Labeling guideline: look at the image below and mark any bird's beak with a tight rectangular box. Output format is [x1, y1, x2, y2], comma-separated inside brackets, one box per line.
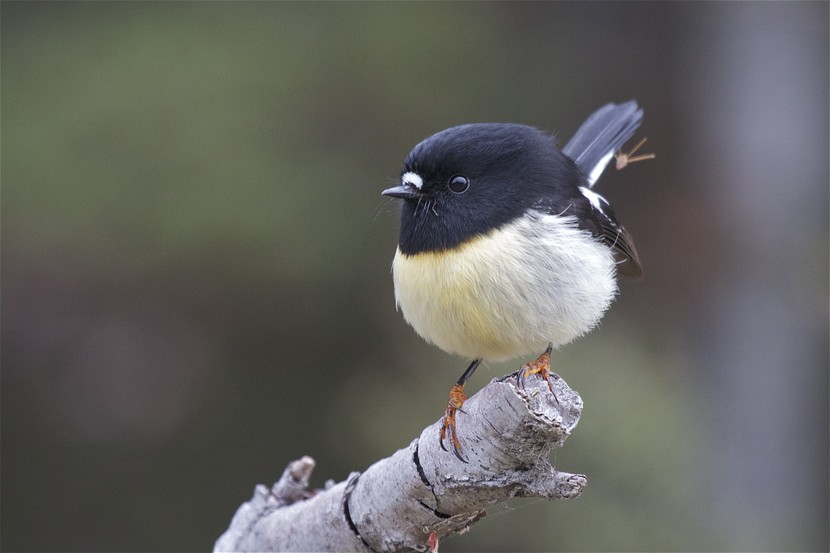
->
[382, 184, 422, 200]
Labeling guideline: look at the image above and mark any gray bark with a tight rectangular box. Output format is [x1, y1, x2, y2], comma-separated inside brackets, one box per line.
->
[215, 371, 586, 552]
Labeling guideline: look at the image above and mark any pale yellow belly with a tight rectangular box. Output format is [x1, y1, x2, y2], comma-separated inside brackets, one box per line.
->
[391, 213, 618, 361]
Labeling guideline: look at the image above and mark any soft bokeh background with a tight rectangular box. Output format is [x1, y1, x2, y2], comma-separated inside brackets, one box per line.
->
[2, 2, 828, 551]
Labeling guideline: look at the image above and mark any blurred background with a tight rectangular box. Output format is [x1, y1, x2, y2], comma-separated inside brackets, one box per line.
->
[2, 2, 828, 551]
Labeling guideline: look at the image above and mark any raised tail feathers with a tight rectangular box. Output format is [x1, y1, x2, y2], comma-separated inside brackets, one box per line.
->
[562, 100, 643, 187]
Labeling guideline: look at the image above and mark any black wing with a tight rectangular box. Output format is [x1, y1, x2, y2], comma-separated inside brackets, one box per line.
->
[572, 194, 643, 279]
[558, 100, 644, 278]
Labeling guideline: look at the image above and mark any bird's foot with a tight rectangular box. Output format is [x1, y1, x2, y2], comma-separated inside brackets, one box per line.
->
[439, 384, 469, 463]
[516, 344, 559, 403]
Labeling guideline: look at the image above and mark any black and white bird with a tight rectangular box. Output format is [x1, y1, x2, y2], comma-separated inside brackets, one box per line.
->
[382, 101, 648, 459]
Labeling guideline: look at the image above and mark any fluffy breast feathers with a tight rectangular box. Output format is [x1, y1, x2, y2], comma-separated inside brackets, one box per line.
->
[391, 212, 618, 361]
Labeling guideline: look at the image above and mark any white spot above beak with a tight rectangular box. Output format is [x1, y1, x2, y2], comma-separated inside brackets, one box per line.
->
[402, 171, 424, 190]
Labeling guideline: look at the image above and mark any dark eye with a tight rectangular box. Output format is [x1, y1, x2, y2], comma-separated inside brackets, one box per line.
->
[448, 175, 470, 194]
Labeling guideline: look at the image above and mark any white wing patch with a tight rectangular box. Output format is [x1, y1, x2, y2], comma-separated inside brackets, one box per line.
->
[402, 171, 424, 190]
[587, 150, 614, 187]
[580, 187, 609, 215]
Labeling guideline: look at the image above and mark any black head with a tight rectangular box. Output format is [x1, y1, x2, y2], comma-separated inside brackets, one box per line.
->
[383, 123, 585, 255]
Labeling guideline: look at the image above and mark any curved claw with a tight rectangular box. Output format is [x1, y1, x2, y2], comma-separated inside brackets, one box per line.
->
[451, 439, 468, 463]
[439, 385, 469, 463]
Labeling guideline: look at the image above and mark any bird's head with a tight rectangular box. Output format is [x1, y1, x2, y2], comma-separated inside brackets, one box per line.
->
[383, 123, 580, 255]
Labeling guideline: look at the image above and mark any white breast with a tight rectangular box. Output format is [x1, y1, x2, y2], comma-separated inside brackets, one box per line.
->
[392, 212, 618, 361]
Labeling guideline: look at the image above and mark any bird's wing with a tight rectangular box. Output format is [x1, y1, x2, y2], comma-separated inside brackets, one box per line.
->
[550, 190, 643, 279]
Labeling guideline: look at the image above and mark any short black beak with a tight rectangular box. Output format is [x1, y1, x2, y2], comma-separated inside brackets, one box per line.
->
[382, 184, 422, 200]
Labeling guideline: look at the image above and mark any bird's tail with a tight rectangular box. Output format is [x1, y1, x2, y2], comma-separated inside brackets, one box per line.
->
[562, 100, 643, 188]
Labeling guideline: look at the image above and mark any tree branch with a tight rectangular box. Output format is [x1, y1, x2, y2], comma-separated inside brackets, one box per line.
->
[215, 371, 586, 552]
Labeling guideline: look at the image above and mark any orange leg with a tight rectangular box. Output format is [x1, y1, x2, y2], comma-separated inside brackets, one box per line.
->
[439, 359, 480, 463]
[516, 344, 558, 399]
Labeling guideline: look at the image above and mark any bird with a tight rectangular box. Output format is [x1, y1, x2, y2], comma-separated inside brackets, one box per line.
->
[382, 101, 649, 461]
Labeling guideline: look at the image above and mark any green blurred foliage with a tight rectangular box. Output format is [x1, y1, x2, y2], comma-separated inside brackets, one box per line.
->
[2, 2, 827, 552]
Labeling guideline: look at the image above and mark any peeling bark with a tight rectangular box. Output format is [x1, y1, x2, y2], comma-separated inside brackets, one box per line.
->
[215, 371, 585, 552]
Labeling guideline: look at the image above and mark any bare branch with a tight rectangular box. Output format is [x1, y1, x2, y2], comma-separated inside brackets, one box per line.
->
[215, 371, 585, 552]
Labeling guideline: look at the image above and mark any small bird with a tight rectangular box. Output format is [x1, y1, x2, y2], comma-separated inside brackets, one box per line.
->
[382, 101, 648, 461]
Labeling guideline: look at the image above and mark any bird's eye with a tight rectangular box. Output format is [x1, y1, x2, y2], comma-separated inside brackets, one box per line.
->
[448, 175, 470, 194]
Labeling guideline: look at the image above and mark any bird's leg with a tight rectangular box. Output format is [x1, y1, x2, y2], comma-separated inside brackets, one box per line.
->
[440, 359, 481, 463]
[516, 344, 558, 401]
